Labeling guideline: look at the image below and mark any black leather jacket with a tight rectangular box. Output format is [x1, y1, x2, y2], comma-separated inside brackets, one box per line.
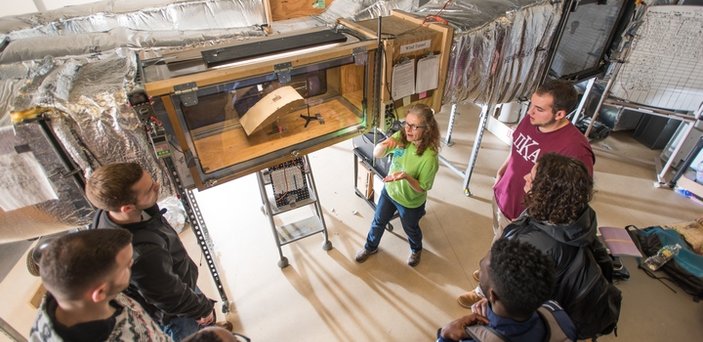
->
[502, 206, 619, 338]
[93, 205, 214, 324]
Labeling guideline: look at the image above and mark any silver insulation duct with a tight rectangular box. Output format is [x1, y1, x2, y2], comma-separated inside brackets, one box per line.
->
[0, 49, 175, 242]
[416, 0, 563, 105]
[0, 0, 562, 241]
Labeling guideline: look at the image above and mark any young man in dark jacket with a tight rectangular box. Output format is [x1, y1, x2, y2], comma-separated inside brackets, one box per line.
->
[86, 162, 215, 341]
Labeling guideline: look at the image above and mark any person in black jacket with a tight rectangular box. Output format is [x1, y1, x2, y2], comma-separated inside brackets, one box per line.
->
[86, 162, 215, 341]
[471, 153, 620, 339]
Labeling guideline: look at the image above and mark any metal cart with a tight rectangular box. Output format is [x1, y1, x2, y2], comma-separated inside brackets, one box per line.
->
[352, 130, 398, 231]
[256, 155, 332, 268]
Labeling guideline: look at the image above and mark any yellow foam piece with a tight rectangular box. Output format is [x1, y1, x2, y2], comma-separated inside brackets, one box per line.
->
[9, 107, 48, 124]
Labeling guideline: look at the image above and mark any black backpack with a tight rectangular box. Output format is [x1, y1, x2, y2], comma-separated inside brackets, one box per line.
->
[560, 243, 622, 339]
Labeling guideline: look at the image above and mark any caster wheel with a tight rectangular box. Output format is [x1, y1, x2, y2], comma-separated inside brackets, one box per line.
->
[386, 223, 394, 232]
[26, 247, 40, 277]
[277, 257, 289, 268]
[322, 240, 333, 251]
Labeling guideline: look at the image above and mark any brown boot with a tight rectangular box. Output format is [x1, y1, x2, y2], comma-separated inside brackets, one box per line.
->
[215, 321, 233, 331]
[457, 290, 483, 309]
[407, 250, 422, 267]
[355, 248, 378, 263]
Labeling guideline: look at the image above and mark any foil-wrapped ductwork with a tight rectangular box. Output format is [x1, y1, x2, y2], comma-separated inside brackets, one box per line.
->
[416, 0, 563, 105]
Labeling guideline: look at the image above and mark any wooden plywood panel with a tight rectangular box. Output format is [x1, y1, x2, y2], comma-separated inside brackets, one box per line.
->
[240, 86, 305, 135]
[269, 0, 333, 21]
[341, 10, 453, 125]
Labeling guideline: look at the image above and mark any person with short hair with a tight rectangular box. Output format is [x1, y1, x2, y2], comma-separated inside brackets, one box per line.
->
[355, 103, 440, 267]
[86, 162, 215, 341]
[438, 238, 577, 341]
[30, 229, 169, 341]
[459, 79, 595, 307]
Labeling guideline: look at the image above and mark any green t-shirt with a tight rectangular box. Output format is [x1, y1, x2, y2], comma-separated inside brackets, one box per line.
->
[383, 132, 439, 208]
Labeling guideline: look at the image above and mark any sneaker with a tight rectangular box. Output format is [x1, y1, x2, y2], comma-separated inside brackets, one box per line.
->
[407, 250, 422, 267]
[215, 321, 233, 331]
[457, 290, 483, 309]
[355, 248, 378, 263]
[472, 270, 480, 282]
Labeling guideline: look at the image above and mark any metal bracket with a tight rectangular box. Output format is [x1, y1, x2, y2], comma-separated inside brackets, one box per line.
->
[173, 82, 198, 107]
[274, 62, 293, 84]
[184, 149, 196, 168]
[353, 47, 368, 65]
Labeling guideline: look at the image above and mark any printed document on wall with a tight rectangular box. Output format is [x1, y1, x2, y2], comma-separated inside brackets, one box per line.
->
[392, 59, 415, 100]
[0, 152, 58, 211]
[416, 54, 440, 93]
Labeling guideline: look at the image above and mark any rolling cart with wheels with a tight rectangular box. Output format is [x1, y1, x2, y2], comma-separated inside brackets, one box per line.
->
[256, 155, 332, 268]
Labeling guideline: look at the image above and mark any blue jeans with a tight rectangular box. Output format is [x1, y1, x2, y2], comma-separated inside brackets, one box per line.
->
[161, 316, 200, 342]
[365, 188, 426, 253]
[160, 287, 209, 341]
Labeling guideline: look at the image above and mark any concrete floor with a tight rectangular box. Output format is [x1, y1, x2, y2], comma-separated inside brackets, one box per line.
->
[1, 103, 701, 341]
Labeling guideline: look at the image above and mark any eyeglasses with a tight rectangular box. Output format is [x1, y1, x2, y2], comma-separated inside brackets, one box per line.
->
[400, 121, 427, 131]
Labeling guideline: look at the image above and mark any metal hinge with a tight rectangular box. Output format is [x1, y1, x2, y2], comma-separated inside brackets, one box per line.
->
[353, 47, 368, 65]
[184, 149, 196, 168]
[173, 82, 198, 107]
[274, 62, 292, 84]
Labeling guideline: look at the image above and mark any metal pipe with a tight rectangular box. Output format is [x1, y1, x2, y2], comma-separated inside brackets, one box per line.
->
[584, 62, 620, 138]
[572, 77, 595, 124]
[444, 103, 458, 146]
[374, 15, 384, 129]
[438, 154, 465, 178]
[658, 102, 703, 184]
[462, 104, 492, 196]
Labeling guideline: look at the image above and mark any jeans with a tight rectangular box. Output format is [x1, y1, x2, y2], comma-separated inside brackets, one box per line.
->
[365, 188, 426, 253]
[161, 316, 200, 342]
[491, 194, 511, 242]
[160, 287, 209, 341]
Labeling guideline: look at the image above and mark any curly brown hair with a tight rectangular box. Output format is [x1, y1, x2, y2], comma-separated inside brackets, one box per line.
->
[398, 103, 440, 155]
[523, 153, 593, 224]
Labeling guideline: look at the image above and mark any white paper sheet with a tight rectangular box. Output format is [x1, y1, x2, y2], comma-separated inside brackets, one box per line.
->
[416, 54, 440, 93]
[0, 152, 58, 211]
[391, 59, 415, 100]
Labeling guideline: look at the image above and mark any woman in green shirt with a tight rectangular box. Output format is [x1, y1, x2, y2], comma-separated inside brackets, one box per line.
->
[355, 103, 440, 267]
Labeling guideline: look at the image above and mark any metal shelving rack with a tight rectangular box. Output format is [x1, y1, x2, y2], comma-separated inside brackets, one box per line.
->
[256, 155, 332, 268]
[145, 118, 231, 312]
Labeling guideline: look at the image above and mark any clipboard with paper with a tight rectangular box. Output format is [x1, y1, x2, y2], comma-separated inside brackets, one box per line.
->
[415, 54, 440, 93]
[391, 59, 415, 100]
